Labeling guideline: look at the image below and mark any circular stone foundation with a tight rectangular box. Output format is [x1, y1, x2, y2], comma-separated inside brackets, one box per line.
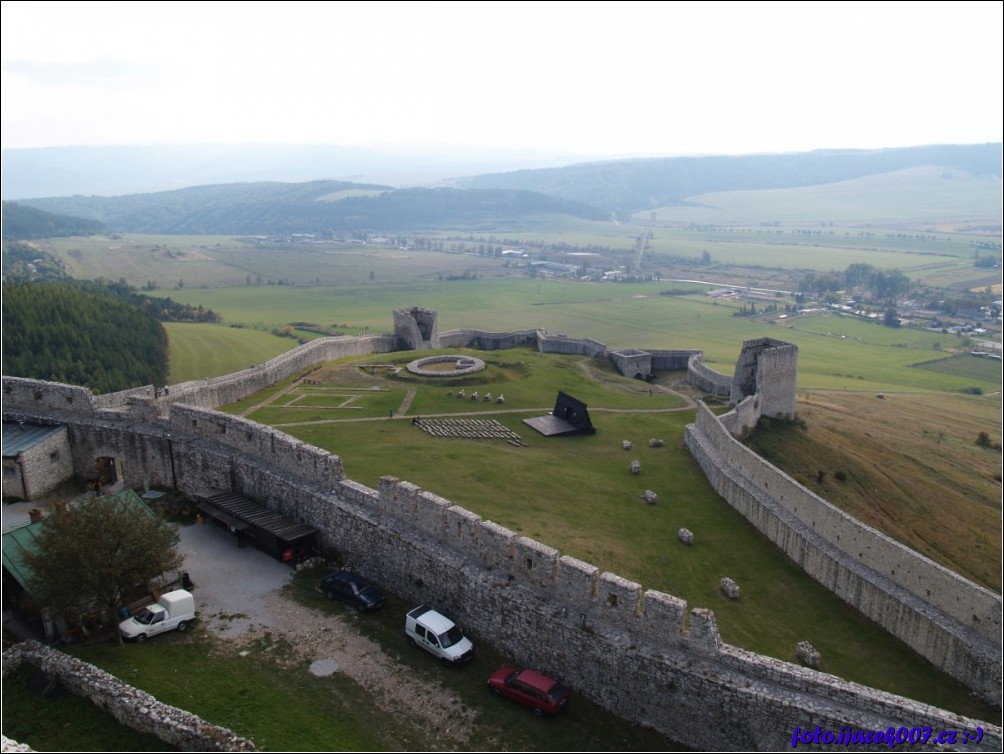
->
[406, 354, 486, 377]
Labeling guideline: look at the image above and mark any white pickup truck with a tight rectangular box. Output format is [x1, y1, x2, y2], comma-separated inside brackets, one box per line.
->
[119, 589, 196, 643]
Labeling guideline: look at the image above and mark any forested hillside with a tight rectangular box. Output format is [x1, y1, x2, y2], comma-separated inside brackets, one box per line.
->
[2, 201, 106, 240]
[2, 282, 169, 393]
[16, 183, 607, 235]
[12, 144, 999, 233]
[453, 143, 1003, 215]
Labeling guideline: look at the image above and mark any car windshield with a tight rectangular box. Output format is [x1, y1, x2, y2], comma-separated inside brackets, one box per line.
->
[132, 608, 156, 625]
[438, 625, 464, 648]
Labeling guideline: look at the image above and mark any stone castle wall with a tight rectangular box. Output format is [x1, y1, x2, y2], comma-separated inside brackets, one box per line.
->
[650, 348, 701, 372]
[437, 328, 538, 350]
[685, 401, 1002, 703]
[3, 396, 1000, 750]
[160, 334, 397, 411]
[686, 352, 733, 396]
[3, 641, 254, 751]
[610, 349, 652, 379]
[536, 331, 608, 357]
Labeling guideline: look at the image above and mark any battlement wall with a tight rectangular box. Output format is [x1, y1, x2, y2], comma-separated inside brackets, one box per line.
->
[536, 331, 607, 357]
[686, 352, 732, 395]
[686, 401, 1002, 703]
[2, 377, 102, 415]
[438, 328, 539, 350]
[3, 387, 1001, 747]
[170, 405, 345, 488]
[160, 334, 396, 411]
[610, 348, 652, 378]
[650, 349, 701, 372]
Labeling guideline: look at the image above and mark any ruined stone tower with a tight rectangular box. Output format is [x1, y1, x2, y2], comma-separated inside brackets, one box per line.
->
[730, 337, 798, 419]
[393, 307, 439, 350]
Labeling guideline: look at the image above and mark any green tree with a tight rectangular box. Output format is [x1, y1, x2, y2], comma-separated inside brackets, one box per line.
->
[23, 494, 183, 642]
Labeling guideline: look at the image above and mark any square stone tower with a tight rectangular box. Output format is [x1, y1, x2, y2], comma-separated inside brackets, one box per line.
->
[730, 338, 798, 419]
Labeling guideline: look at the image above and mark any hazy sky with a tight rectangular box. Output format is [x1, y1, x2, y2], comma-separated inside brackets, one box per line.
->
[2, 1, 1001, 157]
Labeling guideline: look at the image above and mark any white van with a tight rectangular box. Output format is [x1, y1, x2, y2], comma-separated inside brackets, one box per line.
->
[404, 605, 474, 665]
[119, 589, 196, 643]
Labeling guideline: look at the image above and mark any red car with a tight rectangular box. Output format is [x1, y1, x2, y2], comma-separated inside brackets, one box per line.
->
[487, 667, 570, 716]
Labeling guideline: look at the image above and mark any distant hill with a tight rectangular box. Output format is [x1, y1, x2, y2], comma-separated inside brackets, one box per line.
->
[0, 142, 593, 200]
[15, 181, 608, 235]
[10, 144, 999, 235]
[2, 200, 106, 240]
[450, 143, 1002, 216]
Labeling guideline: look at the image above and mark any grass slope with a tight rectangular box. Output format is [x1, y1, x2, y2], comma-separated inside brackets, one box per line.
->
[163, 323, 298, 384]
[745, 391, 1002, 591]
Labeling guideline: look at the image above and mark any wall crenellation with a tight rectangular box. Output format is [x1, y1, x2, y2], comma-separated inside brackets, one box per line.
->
[3, 313, 1001, 751]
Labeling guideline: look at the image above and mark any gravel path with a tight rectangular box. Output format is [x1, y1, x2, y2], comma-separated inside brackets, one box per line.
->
[177, 523, 477, 749]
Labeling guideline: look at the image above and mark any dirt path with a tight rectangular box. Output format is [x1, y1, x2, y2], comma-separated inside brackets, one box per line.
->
[236, 594, 477, 749]
[395, 387, 417, 416]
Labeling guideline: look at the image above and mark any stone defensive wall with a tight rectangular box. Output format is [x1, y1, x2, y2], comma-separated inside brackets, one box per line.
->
[685, 401, 1002, 704]
[3, 386, 1001, 748]
[159, 334, 398, 410]
[437, 328, 538, 350]
[3, 640, 254, 751]
[0, 322, 733, 420]
[650, 348, 702, 372]
[687, 351, 733, 396]
[535, 330, 608, 357]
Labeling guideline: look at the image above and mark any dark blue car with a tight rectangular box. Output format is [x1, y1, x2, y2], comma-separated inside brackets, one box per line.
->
[319, 569, 385, 612]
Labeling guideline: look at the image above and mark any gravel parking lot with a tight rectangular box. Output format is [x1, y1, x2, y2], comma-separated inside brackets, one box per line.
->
[2, 500, 476, 748]
[176, 521, 477, 748]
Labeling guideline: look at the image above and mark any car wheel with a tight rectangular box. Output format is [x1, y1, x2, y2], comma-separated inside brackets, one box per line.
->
[407, 635, 417, 648]
[135, 634, 146, 644]
[532, 707, 544, 717]
[177, 621, 188, 632]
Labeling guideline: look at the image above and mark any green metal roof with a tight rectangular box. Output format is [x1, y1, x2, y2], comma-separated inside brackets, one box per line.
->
[2, 422, 66, 458]
[2, 520, 43, 591]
